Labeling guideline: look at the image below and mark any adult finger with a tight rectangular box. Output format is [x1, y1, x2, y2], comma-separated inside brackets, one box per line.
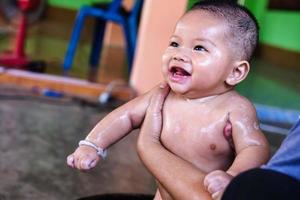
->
[147, 83, 170, 114]
[142, 83, 170, 138]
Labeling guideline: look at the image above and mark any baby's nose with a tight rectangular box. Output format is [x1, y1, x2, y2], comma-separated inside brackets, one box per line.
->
[172, 48, 190, 62]
[173, 53, 189, 62]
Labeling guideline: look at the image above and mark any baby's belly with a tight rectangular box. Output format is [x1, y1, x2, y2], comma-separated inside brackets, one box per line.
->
[160, 129, 234, 173]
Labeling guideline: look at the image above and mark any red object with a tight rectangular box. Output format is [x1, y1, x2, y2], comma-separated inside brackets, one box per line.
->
[0, 0, 40, 69]
[18, 0, 40, 11]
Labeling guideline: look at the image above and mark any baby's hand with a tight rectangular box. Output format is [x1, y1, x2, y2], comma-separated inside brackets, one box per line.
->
[203, 170, 233, 199]
[67, 146, 100, 170]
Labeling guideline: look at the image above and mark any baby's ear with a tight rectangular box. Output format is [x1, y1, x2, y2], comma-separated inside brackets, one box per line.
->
[225, 61, 250, 86]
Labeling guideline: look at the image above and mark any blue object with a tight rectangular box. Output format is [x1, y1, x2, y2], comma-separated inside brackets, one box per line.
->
[255, 103, 300, 125]
[63, 0, 144, 77]
[42, 89, 64, 98]
[263, 118, 300, 181]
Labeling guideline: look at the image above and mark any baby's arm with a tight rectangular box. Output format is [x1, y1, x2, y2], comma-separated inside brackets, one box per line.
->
[67, 84, 163, 170]
[204, 102, 270, 199]
[225, 103, 270, 175]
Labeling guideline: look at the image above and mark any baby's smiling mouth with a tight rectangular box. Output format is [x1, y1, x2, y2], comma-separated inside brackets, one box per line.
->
[168, 66, 191, 83]
[170, 66, 191, 77]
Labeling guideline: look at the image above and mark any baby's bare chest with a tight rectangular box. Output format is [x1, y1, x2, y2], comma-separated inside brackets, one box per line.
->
[161, 102, 233, 171]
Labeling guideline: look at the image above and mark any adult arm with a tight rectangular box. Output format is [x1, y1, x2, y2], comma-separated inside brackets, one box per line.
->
[137, 84, 212, 200]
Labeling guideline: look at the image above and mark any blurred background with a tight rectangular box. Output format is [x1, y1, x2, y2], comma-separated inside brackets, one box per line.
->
[0, 0, 299, 199]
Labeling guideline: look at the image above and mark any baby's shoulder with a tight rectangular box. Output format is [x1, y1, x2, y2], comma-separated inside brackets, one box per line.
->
[222, 92, 259, 123]
[223, 91, 256, 115]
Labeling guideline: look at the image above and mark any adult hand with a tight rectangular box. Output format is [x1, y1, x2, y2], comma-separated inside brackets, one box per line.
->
[137, 82, 170, 148]
[137, 83, 212, 200]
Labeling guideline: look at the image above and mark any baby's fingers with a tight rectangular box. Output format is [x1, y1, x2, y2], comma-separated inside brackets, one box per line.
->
[207, 181, 223, 195]
[77, 156, 99, 171]
[67, 154, 75, 168]
[212, 190, 223, 200]
[203, 174, 212, 192]
[79, 159, 92, 170]
[203, 174, 223, 194]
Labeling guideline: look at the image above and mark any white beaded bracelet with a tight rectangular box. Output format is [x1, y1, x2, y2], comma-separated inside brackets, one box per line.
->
[79, 140, 107, 159]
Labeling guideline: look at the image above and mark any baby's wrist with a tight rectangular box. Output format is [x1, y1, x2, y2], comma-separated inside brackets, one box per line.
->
[78, 139, 107, 159]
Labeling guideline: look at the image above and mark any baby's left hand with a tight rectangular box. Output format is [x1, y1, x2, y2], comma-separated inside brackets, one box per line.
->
[203, 170, 233, 199]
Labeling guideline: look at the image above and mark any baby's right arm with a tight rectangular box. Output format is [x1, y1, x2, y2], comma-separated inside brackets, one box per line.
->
[67, 84, 164, 170]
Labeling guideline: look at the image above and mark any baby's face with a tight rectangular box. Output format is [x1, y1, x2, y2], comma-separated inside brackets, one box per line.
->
[162, 10, 236, 99]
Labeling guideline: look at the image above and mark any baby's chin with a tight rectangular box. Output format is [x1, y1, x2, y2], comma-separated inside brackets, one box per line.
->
[166, 78, 214, 99]
[168, 82, 191, 96]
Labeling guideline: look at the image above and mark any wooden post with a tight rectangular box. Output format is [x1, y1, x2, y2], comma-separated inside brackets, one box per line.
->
[130, 0, 188, 94]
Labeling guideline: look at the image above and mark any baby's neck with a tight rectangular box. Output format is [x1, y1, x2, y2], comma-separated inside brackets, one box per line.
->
[183, 94, 219, 104]
[176, 89, 234, 104]
[175, 88, 235, 103]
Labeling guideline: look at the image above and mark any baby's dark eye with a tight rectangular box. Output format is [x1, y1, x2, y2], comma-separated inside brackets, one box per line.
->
[169, 42, 179, 47]
[194, 45, 206, 51]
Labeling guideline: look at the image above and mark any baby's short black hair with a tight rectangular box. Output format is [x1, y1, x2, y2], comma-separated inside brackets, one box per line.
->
[190, 0, 259, 61]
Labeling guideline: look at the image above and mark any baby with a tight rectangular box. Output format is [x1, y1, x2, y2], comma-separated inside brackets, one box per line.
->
[67, 1, 270, 199]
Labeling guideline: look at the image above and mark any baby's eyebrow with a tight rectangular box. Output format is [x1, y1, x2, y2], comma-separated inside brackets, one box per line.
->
[170, 35, 180, 40]
[194, 38, 216, 47]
